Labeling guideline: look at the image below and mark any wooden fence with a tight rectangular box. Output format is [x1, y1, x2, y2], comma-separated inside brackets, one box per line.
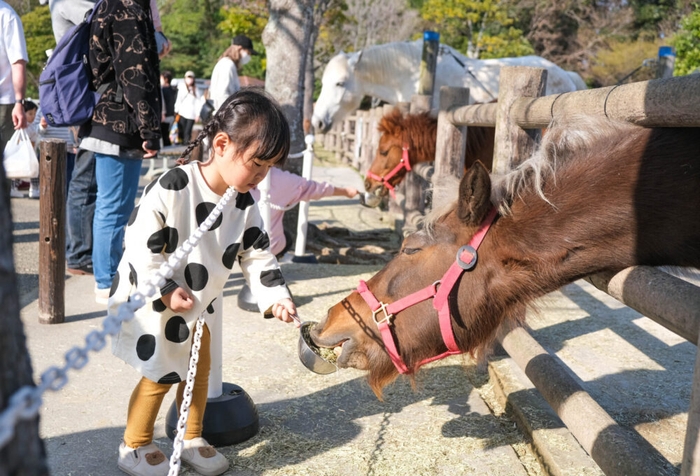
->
[320, 69, 700, 476]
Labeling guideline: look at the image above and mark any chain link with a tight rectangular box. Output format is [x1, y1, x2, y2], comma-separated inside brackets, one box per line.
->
[0, 186, 235, 469]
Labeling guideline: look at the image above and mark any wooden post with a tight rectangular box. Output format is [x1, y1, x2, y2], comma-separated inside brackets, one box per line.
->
[352, 113, 362, 170]
[342, 117, 351, 165]
[657, 46, 676, 79]
[399, 95, 432, 233]
[38, 139, 66, 324]
[418, 30, 440, 97]
[493, 66, 547, 174]
[434, 86, 470, 180]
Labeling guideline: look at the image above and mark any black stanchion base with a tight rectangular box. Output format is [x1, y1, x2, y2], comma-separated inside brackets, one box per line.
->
[291, 253, 318, 264]
[165, 382, 259, 447]
[236, 284, 259, 312]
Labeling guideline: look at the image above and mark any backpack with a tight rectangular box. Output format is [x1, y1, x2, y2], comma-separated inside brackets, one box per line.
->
[39, 1, 109, 128]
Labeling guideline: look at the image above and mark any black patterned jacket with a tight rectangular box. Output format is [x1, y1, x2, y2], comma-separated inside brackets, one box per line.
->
[82, 0, 161, 151]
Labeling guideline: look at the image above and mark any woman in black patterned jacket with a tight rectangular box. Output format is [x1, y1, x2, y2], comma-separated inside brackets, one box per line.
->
[78, 0, 162, 304]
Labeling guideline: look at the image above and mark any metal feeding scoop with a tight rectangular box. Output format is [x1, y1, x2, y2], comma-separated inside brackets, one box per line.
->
[290, 314, 338, 375]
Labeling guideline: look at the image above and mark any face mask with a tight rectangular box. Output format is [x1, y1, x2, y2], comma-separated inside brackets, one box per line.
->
[239, 51, 251, 66]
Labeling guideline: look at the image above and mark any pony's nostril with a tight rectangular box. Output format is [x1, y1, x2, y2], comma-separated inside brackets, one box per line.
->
[364, 179, 372, 191]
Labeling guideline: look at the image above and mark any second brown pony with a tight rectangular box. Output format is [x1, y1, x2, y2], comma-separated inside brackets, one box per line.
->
[363, 109, 495, 197]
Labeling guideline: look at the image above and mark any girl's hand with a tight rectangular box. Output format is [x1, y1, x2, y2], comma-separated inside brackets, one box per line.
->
[271, 298, 298, 326]
[342, 187, 359, 198]
[162, 287, 194, 313]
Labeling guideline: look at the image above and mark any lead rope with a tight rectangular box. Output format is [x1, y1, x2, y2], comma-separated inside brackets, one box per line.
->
[168, 311, 205, 475]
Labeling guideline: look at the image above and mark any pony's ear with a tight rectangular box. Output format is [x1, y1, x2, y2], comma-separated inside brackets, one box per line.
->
[347, 50, 363, 70]
[457, 161, 491, 226]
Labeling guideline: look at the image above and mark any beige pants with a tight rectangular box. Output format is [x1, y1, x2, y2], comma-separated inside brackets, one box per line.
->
[123, 324, 211, 448]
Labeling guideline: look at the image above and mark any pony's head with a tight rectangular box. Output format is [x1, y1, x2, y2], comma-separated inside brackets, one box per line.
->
[312, 51, 364, 133]
[312, 162, 503, 397]
[364, 110, 438, 200]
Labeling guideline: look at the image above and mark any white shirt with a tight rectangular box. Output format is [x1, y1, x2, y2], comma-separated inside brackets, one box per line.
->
[174, 83, 203, 121]
[209, 57, 240, 112]
[0, 1, 28, 104]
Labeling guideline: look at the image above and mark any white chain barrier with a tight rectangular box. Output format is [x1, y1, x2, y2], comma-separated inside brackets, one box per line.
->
[168, 311, 205, 475]
[0, 185, 236, 474]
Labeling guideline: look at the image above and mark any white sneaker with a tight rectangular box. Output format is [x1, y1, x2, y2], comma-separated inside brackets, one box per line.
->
[28, 187, 40, 199]
[117, 441, 169, 476]
[9, 187, 24, 198]
[181, 437, 229, 476]
[95, 285, 110, 305]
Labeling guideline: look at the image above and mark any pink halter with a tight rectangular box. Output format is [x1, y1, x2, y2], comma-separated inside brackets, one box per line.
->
[365, 145, 412, 199]
[357, 207, 498, 374]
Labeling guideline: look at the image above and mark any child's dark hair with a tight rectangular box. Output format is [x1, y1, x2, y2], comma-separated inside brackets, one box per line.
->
[161, 70, 173, 83]
[178, 88, 290, 167]
[23, 100, 38, 113]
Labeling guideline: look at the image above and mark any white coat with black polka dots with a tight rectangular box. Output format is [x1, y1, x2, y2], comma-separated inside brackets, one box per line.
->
[109, 162, 291, 384]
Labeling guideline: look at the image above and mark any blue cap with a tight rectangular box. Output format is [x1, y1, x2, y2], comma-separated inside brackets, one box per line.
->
[423, 31, 440, 42]
[658, 46, 675, 57]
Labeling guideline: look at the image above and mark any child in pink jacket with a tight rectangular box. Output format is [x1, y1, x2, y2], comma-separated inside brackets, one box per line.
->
[250, 166, 358, 257]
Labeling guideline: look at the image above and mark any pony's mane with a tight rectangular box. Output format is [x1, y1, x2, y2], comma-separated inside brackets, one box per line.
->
[378, 110, 437, 147]
[422, 115, 641, 233]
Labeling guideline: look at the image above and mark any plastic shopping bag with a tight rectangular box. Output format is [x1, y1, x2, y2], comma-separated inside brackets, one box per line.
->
[3, 128, 39, 179]
[169, 116, 181, 145]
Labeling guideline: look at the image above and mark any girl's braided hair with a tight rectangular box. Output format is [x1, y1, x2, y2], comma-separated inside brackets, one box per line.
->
[177, 88, 290, 167]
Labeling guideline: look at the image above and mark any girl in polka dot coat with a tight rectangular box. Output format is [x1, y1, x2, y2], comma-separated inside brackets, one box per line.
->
[109, 89, 297, 476]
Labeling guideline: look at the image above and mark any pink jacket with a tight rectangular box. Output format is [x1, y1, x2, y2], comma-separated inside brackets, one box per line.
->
[250, 167, 336, 255]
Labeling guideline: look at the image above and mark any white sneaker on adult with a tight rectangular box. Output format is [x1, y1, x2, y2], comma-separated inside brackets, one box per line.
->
[181, 437, 229, 476]
[95, 285, 110, 305]
[117, 441, 169, 476]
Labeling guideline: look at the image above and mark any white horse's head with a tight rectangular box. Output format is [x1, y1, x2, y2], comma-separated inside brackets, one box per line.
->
[312, 51, 364, 133]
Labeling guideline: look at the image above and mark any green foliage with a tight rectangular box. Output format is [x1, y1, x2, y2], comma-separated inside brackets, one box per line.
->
[589, 38, 663, 87]
[478, 26, 534, 58]
[629, 0, 678, 36]
[159, 0, 225, 79]
[21, 5, 54, 98]
[671, 5, 700, 75]
[420, 0, 533, 58]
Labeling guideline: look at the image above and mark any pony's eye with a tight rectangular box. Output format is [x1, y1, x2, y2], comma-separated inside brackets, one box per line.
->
[336, 81, 345, 87]
[402, 247, 420, 255]
[379, 150, 388, 156]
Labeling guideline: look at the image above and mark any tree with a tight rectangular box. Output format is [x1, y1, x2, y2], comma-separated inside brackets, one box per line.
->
[671, 4, 700, 75]
[262, 0, 314, 243]
[420, 0, 533, 58]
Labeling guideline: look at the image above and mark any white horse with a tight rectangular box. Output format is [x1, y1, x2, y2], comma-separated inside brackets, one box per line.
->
[312, 40, 588, 133]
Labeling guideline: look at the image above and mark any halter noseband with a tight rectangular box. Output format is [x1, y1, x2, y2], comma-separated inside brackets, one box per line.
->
[365, 144, 411, 199]
[357, 207, 498, 374]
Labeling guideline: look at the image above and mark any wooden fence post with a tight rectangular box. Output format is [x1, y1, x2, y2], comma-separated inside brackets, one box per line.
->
[418, 30, 440, 97]
[38, 139, 66, 324]
[400, 95, 433, 234]
[493, 66, 547, 174]
[435, 86, 470, 180]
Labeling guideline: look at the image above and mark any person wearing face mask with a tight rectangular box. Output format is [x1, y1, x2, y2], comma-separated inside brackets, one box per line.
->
[209, 34, 258, 112]
[174, 70, 202, 144]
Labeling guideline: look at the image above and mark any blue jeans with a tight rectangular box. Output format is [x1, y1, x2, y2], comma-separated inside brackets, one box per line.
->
[66, 149, 96, 269]
[93, 152, 142, 289]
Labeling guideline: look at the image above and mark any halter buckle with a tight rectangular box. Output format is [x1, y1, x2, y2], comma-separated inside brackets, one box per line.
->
[456, 245, 477, 270]
[372, 302, 394, 326]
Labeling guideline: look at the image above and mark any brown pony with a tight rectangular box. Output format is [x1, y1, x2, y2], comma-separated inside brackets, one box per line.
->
[363, 109, 495, 198]
[312, 114, 700, 397]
